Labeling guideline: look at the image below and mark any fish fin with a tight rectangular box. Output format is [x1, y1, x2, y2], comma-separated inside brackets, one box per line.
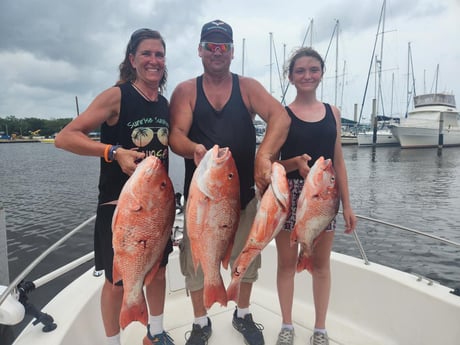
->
[112, 261, 122, 285]
[296, 233, 324, 273]
[204, 280, 228, 309]
[296, 252, 313, 273]
[129, 202, 142, 212]
[119, 295, 148, 329]
[144, 262, 161, 287]
[221, 241, 234, 270]
[100, 200, 118, 206]
[226, 279, 240, 303]
[190, 240, 202, 273]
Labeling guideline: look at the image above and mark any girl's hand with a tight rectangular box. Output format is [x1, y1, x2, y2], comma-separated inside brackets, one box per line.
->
[297, 154, 311, 178]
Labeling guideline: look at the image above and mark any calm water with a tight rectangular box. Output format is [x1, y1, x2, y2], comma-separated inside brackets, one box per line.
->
[1, 143, 460, 339]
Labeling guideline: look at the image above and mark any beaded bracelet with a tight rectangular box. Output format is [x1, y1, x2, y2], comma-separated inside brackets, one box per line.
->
[103, 144, 112, 163]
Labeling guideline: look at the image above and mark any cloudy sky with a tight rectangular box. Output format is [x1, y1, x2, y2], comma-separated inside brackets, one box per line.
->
[0, 0, 459, 123]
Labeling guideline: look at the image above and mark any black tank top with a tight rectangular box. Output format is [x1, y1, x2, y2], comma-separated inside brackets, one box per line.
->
[280, 103, 337, 180]
[98, 82, 169, 204]
[183, 73, 256, 209]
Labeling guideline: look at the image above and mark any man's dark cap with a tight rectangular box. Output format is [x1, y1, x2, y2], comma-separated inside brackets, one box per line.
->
[200, 19, 233, 43]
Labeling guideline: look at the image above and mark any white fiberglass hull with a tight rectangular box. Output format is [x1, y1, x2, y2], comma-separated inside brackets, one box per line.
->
[391, 126, 460, 148]
[357, 131, 399, 146]
[11, 243, 460, 345]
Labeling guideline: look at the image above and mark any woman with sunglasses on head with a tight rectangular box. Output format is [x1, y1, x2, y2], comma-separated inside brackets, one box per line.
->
[55, 29, 174, 345]
[169, 19, 291, 345]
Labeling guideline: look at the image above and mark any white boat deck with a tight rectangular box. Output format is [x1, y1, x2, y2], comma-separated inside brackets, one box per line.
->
[12, 243, 460, 345]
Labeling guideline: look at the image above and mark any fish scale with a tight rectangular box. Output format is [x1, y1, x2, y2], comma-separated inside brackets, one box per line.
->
[186, 145, 240, 309]
[291, 156, 340, 273]
[227, 162, 291, 302]
[111, 156, 175, 329]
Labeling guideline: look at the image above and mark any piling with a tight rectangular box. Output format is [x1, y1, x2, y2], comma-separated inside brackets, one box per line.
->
[0, 202, 9, 285]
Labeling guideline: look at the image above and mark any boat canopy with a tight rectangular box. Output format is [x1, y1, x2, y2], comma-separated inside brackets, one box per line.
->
[414, 93, 456, 108]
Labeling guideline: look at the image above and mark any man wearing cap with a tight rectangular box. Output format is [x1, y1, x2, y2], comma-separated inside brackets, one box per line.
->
[169, 19, 290, 345]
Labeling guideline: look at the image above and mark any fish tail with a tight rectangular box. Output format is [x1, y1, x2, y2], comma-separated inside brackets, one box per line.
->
[204, 281, 228, 309]
[144, 262, 161, 287]
[119, 297, 148, 329]
[226, 278, 241, 303]
[296, 252, 313, 273]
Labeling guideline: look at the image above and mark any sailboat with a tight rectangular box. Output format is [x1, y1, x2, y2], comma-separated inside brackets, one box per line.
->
[357, 0, 399, 147]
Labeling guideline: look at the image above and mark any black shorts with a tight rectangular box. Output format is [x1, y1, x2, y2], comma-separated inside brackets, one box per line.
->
[94, 204, 174, 284]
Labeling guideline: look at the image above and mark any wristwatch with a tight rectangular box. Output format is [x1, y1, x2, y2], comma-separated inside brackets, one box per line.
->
[109, 145, 121, 161]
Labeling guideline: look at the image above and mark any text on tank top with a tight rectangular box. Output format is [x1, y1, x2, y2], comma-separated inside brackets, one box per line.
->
[98, 82, 170, 203]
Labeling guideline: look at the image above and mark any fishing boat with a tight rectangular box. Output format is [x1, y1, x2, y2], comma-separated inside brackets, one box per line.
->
[1, 205, 459, 345]
[390, 93, 460, 148]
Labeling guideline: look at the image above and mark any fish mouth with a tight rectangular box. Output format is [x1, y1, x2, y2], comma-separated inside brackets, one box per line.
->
[211, 145, 231, 163]
[315, 157, 332, 171]
[141, 156, 162, 178]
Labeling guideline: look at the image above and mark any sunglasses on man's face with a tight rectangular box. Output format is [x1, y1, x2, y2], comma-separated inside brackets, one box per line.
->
[200, 42, 233, 53]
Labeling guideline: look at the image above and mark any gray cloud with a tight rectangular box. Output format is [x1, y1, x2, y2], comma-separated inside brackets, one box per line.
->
[0, 0, 458, 120]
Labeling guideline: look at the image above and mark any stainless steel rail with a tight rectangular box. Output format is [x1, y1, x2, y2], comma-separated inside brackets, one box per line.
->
[0, 215, 96, 306]
[345, 212, 460, 266]
[2, 212, 459, 307]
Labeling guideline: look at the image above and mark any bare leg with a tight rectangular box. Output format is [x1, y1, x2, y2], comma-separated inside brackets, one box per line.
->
[190, 288, 207, 318]
[311, 231, 334, 329]
[237, 281, 252, 309]
[275, 230, 298, 325]
[145, 266, 167, 316]
[101, 279, 123, 337]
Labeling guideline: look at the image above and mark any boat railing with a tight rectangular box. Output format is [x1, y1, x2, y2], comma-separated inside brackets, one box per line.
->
[345, 212, 460, 291]
[0, 215, 96, 307]
[2, 210, 460, 319]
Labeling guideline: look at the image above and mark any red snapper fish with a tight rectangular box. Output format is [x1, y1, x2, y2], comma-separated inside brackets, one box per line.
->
[186, 145, 240, 309]
[112, 156, 175, 329]
[292, 156, 339, 273]
[227, 162, 291, 302]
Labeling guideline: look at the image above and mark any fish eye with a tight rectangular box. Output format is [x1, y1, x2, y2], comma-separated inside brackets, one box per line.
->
[228, 173, 234, 180]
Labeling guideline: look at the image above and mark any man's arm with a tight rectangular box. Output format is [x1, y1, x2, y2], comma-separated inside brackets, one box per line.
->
[240, 77, 291, 193]
[169, 80, 208, 165]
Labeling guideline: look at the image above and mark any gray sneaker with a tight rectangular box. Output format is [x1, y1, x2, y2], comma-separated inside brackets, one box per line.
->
[310, 331, 329, 345]
[276, 328, 294, 345]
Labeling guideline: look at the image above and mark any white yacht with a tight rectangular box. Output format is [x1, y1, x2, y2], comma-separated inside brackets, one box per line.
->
[390, 93, 460, 148]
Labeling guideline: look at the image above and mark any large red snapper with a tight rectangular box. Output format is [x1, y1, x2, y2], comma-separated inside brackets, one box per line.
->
[186, 145, 240, 309]
[112, 156, 175, 329]
[291, 156, 339, 273]
[227, 162, 291, 302]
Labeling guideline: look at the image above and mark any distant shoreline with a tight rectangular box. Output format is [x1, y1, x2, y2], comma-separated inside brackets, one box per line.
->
[0, 139, 41, 144]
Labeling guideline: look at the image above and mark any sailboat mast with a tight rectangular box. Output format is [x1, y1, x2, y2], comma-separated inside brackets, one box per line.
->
[269, 32, 273, 95]
[75, 96, 80, 116]
[335, 19, 339, 106]
[357, 0, 386, 124]
[377, 0, 386, 116]
[242, 38, 246, 76]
